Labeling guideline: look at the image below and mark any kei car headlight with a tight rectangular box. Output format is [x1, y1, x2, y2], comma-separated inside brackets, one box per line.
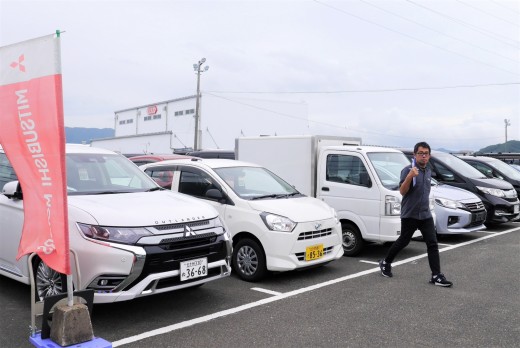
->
[77, 223, 152, 245]
[260, 212, 297, 232]
[476, 186, 506, 198]
[435, 197, 464, 210]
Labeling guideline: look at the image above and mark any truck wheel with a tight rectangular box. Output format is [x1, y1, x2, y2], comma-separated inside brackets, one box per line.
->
[33, 257, 67, 302]
[232, 238, 267, 282]
[342, 223, 364, 256]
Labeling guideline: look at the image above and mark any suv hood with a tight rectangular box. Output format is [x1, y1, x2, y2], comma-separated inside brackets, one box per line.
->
[68, 191, 217, 227]
[432, 184, 480, 202]
[247, 196, 334, 222]
[468, 177, 514, 190]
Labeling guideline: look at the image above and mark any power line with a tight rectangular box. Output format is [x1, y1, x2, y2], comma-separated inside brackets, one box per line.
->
[455, 0, 520, 27]
[207, 81, 520, 94]
[313, 0, 519, 76]
[359, 0, 519, 64]
[488, 0, 520, 15]
[204, 92, 510, 143]
[406, 0, 520, 48]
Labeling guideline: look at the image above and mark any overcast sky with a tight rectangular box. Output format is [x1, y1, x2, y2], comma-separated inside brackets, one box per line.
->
[1, 0, 519, 151]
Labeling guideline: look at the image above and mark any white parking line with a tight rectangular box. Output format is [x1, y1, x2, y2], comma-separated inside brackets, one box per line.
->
[359, 260, 379, 265]
[250, 287, 283, 296]
[112, 226, 519, 347]
[437, 243, 452, 246]
[474, 231, 498, 234]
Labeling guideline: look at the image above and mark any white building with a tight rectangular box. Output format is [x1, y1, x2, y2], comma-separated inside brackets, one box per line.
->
[91, 93, 310, 155]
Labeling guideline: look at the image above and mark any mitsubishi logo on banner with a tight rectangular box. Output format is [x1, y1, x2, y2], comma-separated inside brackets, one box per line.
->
[10, 54, 26, 72]
[184, 225, 197, 238]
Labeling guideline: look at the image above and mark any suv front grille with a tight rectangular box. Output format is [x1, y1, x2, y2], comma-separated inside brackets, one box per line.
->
[154, 220, 210, 231]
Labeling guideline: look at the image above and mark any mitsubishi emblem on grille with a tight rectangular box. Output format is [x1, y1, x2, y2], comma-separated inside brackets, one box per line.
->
[184, 225, 197, 237]
[314, 223, 322, 230]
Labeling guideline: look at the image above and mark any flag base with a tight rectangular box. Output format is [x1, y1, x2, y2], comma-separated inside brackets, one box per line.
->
[29, 333, 112, 347]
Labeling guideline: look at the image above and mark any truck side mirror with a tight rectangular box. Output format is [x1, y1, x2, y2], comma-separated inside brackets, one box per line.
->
[2, 180, 23, 200]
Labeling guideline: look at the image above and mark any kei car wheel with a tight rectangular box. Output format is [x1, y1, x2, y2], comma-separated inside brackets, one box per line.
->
[33, 257, 67, 301]
[232, 238, 267, 282]
[342, 223, 364, 256]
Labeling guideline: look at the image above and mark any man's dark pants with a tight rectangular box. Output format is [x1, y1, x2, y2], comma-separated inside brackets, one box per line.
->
[384, 217, 440, 275]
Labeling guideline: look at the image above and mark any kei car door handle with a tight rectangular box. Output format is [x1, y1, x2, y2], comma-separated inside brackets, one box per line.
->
[322, 187, 330, 191]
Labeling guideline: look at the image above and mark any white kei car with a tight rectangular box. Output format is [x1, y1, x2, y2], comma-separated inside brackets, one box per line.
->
[140, 158, 344, 282]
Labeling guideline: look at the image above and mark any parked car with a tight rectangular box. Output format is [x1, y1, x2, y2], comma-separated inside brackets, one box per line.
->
[459, 156, 520, 197]
[140, 158, 344, 281]
[187, 149, 235, 159]
[401, 150, 519, 224]
[0, 145, 232, 303]
[429, 179, 486, 234]
[128, 153, 195, 166]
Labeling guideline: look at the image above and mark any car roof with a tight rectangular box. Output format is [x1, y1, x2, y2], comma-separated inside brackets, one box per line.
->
[458, 156, 500, 163]
[141, 158, 259, 170]
[128, 154, 194, 161]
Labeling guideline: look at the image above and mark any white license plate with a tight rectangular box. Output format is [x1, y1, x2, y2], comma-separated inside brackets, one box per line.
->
[514, 204, 519, 214]
[180, 257, 208, 281]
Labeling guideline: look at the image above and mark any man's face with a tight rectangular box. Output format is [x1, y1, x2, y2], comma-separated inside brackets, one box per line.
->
[414, 146, 430, 168]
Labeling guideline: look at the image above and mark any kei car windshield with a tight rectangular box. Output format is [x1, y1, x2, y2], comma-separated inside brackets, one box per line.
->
[213, 166, 301, 200]
[368, 152, 410, 190]
[66, 153, 158, 195]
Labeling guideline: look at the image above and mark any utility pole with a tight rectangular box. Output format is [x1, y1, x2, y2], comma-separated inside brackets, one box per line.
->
[193, 58, 209, 151]
[505, 119, 511, 152]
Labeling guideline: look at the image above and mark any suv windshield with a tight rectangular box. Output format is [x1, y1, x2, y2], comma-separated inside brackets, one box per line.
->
[213, 166, 300, 200]
[66, 153, 158, 195]
[435, 153, 487, 179]
[368, 152, 410, 190]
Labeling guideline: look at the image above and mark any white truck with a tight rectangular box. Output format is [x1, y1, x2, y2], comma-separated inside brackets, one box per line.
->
[235, 135, 413, 256]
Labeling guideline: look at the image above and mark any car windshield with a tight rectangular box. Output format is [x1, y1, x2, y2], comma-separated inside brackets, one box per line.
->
[367, 152, 410, 190]
[66, 153, 158, 195]
[488, 160, 520, 180]
[435, 153, 487, 179]
[213, 166, 301, 200]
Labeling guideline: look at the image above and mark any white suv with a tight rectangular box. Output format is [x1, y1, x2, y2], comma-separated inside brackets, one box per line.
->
[140, 158, 344, 281]
[0, 145, 231, 303]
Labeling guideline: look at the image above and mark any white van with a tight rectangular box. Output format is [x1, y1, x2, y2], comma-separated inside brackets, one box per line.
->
[0, 145, 232, 303]
[140, 158, 343, 281]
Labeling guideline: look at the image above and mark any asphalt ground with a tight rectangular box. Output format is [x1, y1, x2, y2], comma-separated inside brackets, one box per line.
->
[1, 222, 519, 347]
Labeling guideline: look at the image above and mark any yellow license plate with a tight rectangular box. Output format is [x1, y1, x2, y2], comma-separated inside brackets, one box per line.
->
[305, 244, 324, 261]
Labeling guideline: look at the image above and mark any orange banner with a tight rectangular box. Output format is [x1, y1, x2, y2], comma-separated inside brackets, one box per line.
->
[0, 34, 70, 274]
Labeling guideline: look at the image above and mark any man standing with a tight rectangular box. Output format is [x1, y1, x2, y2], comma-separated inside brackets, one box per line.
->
[379, 142, 453, 287]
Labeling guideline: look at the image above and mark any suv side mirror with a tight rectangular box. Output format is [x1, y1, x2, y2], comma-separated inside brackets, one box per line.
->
[2, 180, 23, 200]
[205, 188, 223, 200]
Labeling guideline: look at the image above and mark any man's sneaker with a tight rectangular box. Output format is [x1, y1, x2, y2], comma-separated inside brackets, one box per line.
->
[429, 273, 453, 287]
[378, 259, 392, 278]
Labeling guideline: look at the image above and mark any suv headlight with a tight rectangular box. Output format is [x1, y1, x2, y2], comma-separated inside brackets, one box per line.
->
[385, 195, 401, 216]
[435, 197, 464, 210]
[260, 212, 296, 232]
[214, 216, 229, 237]
[476, 186, 506, 198]
[77, 223, 152, 245]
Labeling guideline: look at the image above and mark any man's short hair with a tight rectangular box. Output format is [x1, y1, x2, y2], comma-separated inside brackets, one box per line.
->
[414, 141, 431, 154]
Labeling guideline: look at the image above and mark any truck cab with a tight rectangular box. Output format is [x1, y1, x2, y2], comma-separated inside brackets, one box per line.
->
[317, 146, 411, 255]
